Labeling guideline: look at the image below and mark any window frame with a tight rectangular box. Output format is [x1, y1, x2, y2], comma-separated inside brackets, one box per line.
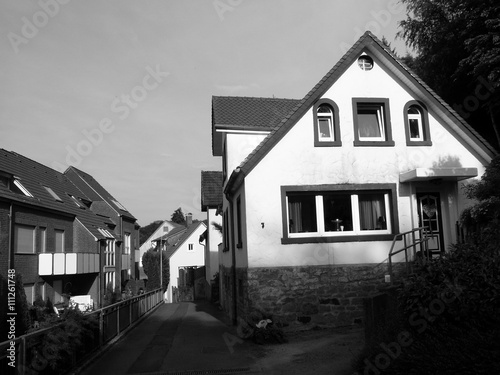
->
[281, 184, 399, 244]
[14, 224, 36, 253]
[403, 101, 432, 146]
[54, 229, 65, 253]
[352, 98, 394, 147]
[313, 99, 341, 147]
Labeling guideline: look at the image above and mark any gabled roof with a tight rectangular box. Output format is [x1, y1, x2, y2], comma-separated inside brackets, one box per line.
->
[162, 221, 207, 260]
[0, 149, 116, 240]
[223, 31, 497, 194]
[201, 171, 223, 211]
[212, 96, 300, 156]
[64, 166, 137, 221]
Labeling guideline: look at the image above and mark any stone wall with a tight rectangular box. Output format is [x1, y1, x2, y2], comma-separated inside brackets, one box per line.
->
[244, 264, 392, 327]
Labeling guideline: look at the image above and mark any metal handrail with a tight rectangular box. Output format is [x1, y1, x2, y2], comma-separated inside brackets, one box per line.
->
[388, 226, 435, 283]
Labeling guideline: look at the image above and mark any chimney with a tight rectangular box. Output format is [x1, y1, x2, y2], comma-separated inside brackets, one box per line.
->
[186, 213, 192, 227]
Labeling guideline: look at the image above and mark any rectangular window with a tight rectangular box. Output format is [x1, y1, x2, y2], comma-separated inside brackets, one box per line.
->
[55, 229, 64, 253]
[40, 227, 47, 253]
[105, 239, 115, 266]
[124, 233, 131, 255]
[282, 184, 396, 242]
[43, 186, 63, 202]
[14, 224, 35, 253]
[353, 98, 394, 146]
[53, 280, 64, 304]
[188, 243, 194, 251]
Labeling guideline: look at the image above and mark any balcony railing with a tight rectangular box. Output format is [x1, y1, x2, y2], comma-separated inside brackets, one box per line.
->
[39, 252, 99, 276]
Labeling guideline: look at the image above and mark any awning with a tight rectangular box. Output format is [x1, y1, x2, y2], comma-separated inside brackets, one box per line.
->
[400, 167, 478, 183]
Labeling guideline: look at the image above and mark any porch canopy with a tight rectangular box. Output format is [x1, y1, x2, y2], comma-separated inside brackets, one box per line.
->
[400, 167, 478, 183]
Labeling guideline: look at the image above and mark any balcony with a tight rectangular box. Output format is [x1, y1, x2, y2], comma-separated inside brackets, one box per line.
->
[39, 253, 100, 276]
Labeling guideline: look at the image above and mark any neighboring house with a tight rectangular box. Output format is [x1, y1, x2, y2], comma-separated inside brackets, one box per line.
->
[211, 32, 497, 326]
[0, 149, 121, 308]
[201, 170, 223, 299]
[64, 167, 140, 295]
[154, 215, 207, 302]
[138, 220, 180, 276]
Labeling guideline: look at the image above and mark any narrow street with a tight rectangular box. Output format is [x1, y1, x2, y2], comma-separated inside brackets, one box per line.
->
[76, 301, 363, 375]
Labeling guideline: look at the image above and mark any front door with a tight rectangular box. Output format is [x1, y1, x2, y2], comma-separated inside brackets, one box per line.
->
[417, 193, 445, 255]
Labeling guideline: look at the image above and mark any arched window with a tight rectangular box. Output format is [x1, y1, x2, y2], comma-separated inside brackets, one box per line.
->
[404, 101, 432, 146]
[313, 99, 341, 147]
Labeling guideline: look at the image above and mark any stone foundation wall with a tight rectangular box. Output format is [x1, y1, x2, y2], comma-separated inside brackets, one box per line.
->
[244, 264, 395, 326]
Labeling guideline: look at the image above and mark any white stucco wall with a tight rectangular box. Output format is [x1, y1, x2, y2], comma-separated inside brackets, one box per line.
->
[166, 223, 206, 302]
[235, 55, 489, 269]
[206, 208, 222, 283]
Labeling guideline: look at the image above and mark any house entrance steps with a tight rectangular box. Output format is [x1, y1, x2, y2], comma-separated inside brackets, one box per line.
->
[76, 301, 262, 375]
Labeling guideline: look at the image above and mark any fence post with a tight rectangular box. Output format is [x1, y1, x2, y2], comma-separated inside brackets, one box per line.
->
[99, 310, 104, 348]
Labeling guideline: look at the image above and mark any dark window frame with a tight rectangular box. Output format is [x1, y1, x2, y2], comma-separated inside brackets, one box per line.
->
[281, 183, 399, 244]
[352, 98, 394, 147]
[313, 99, 341, 147]
[403, 100, 432, 146]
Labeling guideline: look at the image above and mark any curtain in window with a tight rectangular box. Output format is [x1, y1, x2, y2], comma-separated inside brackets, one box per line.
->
[288, 201, 303, 233]
[14, 225, 35, 253]
[359, 194, 386, 230]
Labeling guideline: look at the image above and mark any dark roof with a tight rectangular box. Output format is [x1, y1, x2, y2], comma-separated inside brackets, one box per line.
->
[212, 96, 300, 156]
[163, 221, 206, 259]
[0, 149, 115, 240]
[201, 171, 223, 211]
[64, 166, 137, 220]
[224, 31, 498, 194]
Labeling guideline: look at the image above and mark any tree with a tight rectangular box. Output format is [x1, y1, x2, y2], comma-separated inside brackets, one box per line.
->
[142, 248, 169, 291]
[398, 0, 500, 148]
[139, 220, 163, 246]
[171, 207, 186, 225]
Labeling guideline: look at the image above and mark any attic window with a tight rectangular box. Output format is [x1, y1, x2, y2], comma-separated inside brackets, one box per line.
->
[69, 194, 85, 208]
[43, 186, 63, 202]
[13, 179, 33, 197]
[358, 55, 374, 71]
[98, 228, 114, 238]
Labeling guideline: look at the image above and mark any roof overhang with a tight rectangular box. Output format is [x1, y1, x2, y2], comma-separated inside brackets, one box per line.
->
[400, 167, 478, 183]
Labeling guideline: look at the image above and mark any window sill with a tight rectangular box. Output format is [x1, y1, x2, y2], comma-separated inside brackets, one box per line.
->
[314, 140, 342, 147]
[281, 234, 395, 244]
[353, 140, 395, 147]
[406, 140, 432, 146]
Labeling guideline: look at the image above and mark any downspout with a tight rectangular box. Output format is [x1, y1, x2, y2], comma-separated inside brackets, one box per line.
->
[228, 197, 237, 325]
[8, 203, 14, 270]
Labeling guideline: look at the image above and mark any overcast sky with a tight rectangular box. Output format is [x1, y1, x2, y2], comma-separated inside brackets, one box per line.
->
[0, 0, 410, 226]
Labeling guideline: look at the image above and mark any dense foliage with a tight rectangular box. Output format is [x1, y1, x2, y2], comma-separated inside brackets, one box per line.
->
[398, 0, 500, 149]
[139, 220, 164, 246]
[171, 207, 186, 225]
[142, 248, 169, 291]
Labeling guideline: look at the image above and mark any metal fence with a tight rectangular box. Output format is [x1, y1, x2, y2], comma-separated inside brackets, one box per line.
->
[1, 288, 163, 375]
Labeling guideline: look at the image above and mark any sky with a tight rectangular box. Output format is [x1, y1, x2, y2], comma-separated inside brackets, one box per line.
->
[0, 0, 411, 226]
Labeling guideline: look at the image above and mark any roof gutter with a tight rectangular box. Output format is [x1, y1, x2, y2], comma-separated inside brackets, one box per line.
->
[224, 167, 245, 198]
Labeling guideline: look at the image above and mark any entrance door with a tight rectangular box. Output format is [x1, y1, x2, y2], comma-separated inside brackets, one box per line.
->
[417, 193, 445, 254]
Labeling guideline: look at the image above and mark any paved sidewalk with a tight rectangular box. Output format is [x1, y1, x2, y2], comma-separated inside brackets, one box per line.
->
[78, 301, 262, 374]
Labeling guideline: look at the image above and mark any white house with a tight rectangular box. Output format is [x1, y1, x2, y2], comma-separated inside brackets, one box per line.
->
[201, 171, 223, 298]
[211, 32, 497, 326]
[139, 220, 180, 276]
[161, 220, 207, 302]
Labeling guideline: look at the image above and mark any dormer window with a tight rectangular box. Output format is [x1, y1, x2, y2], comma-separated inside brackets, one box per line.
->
[404, 101, 432, 146]
[313, 99, 341, 147]
[0, 172, 33, 197]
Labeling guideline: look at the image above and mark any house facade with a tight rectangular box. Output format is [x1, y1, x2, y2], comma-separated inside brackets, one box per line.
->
[155, 218, 207, 302]
[0, 149, 132, 310]
[201, 170, 223, 299]
[64, 167, 140, 296]
[212, 32, 497, 326]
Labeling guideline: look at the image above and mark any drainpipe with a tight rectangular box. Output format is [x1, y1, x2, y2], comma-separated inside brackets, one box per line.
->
[8, 203, 14, 270]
